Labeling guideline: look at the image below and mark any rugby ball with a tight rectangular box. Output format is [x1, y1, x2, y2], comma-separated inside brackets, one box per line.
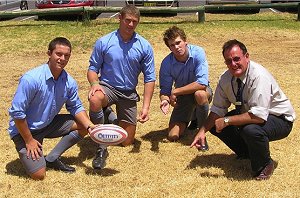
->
[89, 124, 128, 145]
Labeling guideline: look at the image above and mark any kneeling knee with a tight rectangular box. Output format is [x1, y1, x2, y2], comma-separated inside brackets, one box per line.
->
[30, 168, 46, 180]
[121, 138, 135, 146]
[194, 90, 208, 105]
[167, 134, 179, 142]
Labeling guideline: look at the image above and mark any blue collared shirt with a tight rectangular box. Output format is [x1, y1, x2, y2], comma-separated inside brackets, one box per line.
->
[88, 30, 156, 91]
[159, 44, 209, 96]
[8, 64, 85, 138]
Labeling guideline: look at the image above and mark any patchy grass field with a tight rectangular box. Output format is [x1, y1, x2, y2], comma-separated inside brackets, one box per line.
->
[0, 12, 300, 197]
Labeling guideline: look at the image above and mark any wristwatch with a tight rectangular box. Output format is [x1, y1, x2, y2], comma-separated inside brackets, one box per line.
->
[224, 117, 230, 125]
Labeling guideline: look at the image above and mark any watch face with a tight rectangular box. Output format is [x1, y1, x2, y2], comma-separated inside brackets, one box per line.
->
[224, 117, 229, 123]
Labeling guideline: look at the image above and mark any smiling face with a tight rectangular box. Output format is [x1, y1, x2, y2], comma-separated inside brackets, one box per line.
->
[167, 36, 188, 62]
[223, 45, 249, 78]
[47, 44, 71, 79]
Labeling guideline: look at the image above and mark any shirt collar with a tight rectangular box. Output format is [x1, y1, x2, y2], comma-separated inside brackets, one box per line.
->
[116, 29, 137, 43]
[234, 61, 251, 84]
[44, 63, 67, 81]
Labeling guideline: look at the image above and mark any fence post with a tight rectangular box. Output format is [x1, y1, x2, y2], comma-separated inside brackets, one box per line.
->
[298, 3, 300, 21]
[197, 6, 205, 23]
[82, 6, 91, 25]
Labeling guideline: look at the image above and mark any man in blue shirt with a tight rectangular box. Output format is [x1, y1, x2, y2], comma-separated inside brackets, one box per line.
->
[87, 5, 156, 169]
[159, 26, 212, 150]
[8, 37, 96, 180]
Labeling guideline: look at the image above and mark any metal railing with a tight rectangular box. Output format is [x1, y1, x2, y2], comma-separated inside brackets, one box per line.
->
[0, 3, 299, 23]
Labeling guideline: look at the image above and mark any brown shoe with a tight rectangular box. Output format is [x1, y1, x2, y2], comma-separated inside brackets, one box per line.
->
[255, 160, 275, 181]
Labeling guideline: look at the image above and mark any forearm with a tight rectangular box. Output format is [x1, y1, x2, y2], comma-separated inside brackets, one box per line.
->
[202, 112, 220, 132]
[224, 112, 265, 126]
[173, 82, 206, 96]
[142, 81, 155, 110]
[74, 111, 94, 130]
[14, 119, 34, 143]
[87, 70, 99, 85]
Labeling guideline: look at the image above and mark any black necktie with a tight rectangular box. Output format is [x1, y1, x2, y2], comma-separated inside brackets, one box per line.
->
[235, 78, 242, 114]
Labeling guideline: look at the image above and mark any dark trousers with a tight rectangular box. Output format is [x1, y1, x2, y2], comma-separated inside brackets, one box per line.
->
[210, 111, 293, 173]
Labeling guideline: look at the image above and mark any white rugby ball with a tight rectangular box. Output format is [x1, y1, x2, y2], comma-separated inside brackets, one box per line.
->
[89, 124, 128, 145]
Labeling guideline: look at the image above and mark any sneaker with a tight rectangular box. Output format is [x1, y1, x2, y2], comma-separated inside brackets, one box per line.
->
[46, 158, 75, 173]
[92, 147, 109, 169]
[255, 160, 275, 180]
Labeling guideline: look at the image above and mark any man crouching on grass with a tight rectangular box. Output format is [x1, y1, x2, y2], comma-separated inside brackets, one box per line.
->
[8, 37, 96, 180]
[191, 39, 295, 180]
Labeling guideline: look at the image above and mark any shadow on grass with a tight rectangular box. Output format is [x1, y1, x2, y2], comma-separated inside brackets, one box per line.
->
[141, 128, 198, 152]
[140, 129, 167, 152]
[5, 159, 28, 178]
[84, 167, 119, 176]
[5, 137, 120, 178]
[186, 153, 253, 181]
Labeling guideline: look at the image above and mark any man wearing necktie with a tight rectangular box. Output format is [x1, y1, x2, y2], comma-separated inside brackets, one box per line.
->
[191, 39, 295, 180]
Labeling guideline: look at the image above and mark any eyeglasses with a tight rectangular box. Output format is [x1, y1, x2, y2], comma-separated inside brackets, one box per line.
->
[224, 56, 242, 65]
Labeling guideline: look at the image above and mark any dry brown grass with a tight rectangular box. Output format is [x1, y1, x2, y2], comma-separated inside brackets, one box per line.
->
[0, 12, 300, 197]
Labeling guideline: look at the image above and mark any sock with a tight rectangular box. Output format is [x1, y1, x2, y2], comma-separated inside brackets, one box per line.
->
[196, 104, 209, 128]
[45, 130, 83, 162]
[98, 144, 108, 151]
[104, 107, 118, 124]
[89, 109, 104, 124]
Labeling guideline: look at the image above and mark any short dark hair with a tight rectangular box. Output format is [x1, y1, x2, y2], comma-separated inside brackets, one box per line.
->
[48, 37, 72, 53]
[120, 4, 140, 20]
[222, 39, 247, 57]
[163, 26, 187, 47]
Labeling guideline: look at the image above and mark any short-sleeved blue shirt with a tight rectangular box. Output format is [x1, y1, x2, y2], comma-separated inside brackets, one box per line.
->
[88, 30, 156, 91]
[8, 64, 85, 138]
[159, 44, 209, 96]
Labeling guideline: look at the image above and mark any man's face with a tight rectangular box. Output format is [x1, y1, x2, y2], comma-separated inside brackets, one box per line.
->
[119, 13, 139, 36]
[167, 36, 188, 59]
[223, 45, 249, 78]
[47, 44, 71, 73]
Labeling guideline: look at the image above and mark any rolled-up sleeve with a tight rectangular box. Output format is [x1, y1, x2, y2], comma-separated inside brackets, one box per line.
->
[66, 80, 85, 116]
[9, 75, 35, 120]
[159, 57, 173, 96]
[210, 81, 231, 117]
[247, 75, 270, 121]
[88, 40, 103, 73]
[194, 47, 209, 86]
[142, 45, 156, 83]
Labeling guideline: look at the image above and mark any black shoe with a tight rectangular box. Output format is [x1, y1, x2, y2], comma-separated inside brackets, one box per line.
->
[92, 147, 109, 169]
[46, 158, 75, 173]
[187, 119, 198, 130]
[255, 160, 275, 180]
[236, 154, 249, 160]
[197, 138, 209, 152]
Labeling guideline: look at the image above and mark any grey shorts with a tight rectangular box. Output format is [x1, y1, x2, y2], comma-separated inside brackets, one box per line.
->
[100, 81, 140, 125]
[12, 114, 75, 174]
[170, 86, 213, 124]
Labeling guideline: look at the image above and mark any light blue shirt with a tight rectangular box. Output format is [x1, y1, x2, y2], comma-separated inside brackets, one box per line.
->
[88, 30, 156, 91]
[8, 64, 85, 138]
[159, 44, 209, 96]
